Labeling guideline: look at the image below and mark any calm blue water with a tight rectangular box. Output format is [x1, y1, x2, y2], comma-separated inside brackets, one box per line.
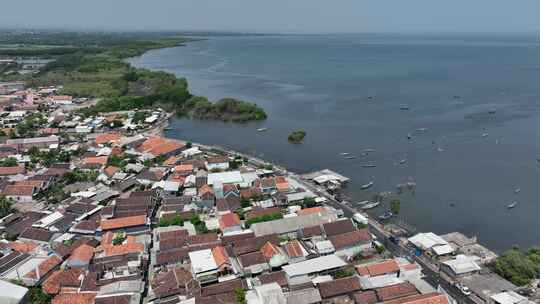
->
[130, 34, 540, 252]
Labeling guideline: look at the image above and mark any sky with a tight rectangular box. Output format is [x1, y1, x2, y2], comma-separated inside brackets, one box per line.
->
[2, 0, 540, 34]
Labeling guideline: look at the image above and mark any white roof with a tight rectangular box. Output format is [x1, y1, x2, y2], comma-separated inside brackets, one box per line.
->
[207, 171, 243, 185]
[315, 240, 335, 254]
[442, 255, 481, 275]
[282, 254, 346, 278]
[182, 147, 202, 157]
[491, 291, 530, 304]
[286, 191, 315, 202]
[432, 244, 455, 256]
[32, 211, 63, 228]
[359, 275, 404, 289]
[152, 181, 180, 192]
[251, 212, 337, 236]
[0, 279, 28, 304]
[189, 249, 218, 274]
[313, 174, 339, 184]
[408, 232, 448, 250]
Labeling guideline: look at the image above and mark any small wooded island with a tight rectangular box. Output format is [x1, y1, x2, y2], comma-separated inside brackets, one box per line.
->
[288, 129, 306, 143]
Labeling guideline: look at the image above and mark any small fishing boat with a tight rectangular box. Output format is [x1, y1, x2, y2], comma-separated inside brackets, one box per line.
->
[360, 201, 380, 210]
[399, 159, 407, 165]
[257, 128, 268, 132]
[362, 149, 375, 153]
[378, 211, 394, 220]
[357, 200, 370, 206]
[489, 109, 496, 114]
[407, 133, 412, 140]
[416, 128, 428, 132]
[346, 156, 357, 159]
[339, 152, 350, 156]
[437, 147, 445, 152]
[507, 201, 518, 209]
[362, 164, 377, 168]
[360, 181, 374, 190]
[453, 95, 461, 99]
[514, 188, 521, 194]
[400, 106, 410, 111]
[164, 126, 172, 131]
[482, 133, 489, 138]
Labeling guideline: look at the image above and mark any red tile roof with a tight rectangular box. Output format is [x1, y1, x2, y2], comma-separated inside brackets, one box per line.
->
[353, 291, 378, 304]
[137, 136, 185, 156]
[84, 156, 108, 166]
[212, 246, 230, 270]
[68, 244, 94, 264]
[329, 229, 372, 250]
[52, 292, 96, 304]
[260, 242, 282, 260]
[42, 268, 85, 294]
[3, 185, 35, 196]
[103, 166, 120, 177]
[95, 133, 121, 145]
[356, 260, 400, 277]
[0, 166, 24, 175]
[25, 255, 62, 280]
[375, 282, 418, 301]
[283, 240, 305, 258]
[384, 293, 449, 304]
[99, 215, 147, 231]
[9, 240, 38, 253]
[218, 213, 241, 230]
[297, 206, 326, 216]
[317, 276, 362, 299]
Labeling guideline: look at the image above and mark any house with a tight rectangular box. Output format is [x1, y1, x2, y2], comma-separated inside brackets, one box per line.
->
[375, 282, 419, 302]
[194, 185, 214, 209]
[440, 255, 481, 278]
[51, 293, 96, 304]
[322, 219, 356, 237]
[250, 212, 338, 237]
[150, 267, 200, 300]
[66, 244, 94, 268]
[408, 232, 454, 256]
[42, 268, 85, 294]
[257, 177, 277, 193]
[246, 282, 287, 304]
[99, 215, 149, 235]
[329, 229, 373, 259]
[6, 135, 59, 150]
[384, 292, 449, 304]
[18, 227, 55, 244]
[22, 255, 63, 286]
[212, 246, 233, 275]
[136, 136, 186, 157]
[189, 249, 219, 284]
[238, 251, 270, 275]
[282, 254, 347, 286]
[94, 132, 121, 146]
[51, 95, 73, 105]
[207, 171, 243, 186]
[491, 291, 532, 304]
[356, 259, 401, 278]
[317, 276, 362, 301]
[3, 185, 36, 202]
[261, 241, 288, 268]
[0, 165, 25, 176]
[206, 156, 230, 171]
[219, 213, 242, 234]
[283, 240, 309, 263]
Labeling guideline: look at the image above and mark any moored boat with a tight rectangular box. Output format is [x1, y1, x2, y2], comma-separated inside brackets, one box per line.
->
[362, 164, 376, 168]
[378, 211, 394, 220]
[507, 201, 518, 209]
[360, 201, 380, 210]
[360, 181, 374, 190]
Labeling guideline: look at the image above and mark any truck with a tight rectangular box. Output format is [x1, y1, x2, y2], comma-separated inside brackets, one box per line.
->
[353, 212, 369, 225]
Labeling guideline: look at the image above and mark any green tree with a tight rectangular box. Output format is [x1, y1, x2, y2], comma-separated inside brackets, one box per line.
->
[288, 129, 306, 143]
[0, 195, 13, 218]
[494, 249, 540, 286]
[390, 199, 401, 215]
[0, 157, 18, 167]
[235, 288, 247, 304]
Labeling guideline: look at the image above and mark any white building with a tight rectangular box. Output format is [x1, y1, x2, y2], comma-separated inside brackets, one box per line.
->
[189, 249, 218, 284]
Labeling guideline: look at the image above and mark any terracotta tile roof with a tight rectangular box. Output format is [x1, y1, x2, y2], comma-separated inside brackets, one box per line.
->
[25, 255, 62, 279]
[212, 246, 230, 270]
[99, 215, 147, 231]
[19, 227, 54, 242]
[201, 279, 246, 297]
[375, 282, 418, 301]
[0, 166, 24, 175]
[159, 229, 189, 241]
[95, 133, 121, 145]
[216, 197, 241, 212]
[151, 267, 199, 299]
[42, 268, 85, 294]
[68, 244, 94, 264]
[199, 184, 214, 197]
[174, 164, 194, 172]
[9, 240, 38, 253]
[99, 235, 145, 257]
[329, 229, 372, 250]
[323, 219, 356, 236]
[84, 156, 108, 166]
[137, 136, 185, 156]
[52, 292, 96, 304]
[301, 225, 324, 238]
[353, 291, 378, 304]
[3, 184, 35, 196]
[356, 260, 400, 277]
[103, 166, 120, 177]
[384, 292, 449, 304]
[15, 179, 46, 189]
[283, 240, 305, 258]
[240, 187, 262, 199]
[218, 213, 241, 230]
[317, 276, 362, 299]
[189, 233, 219, 245]
[258, 271, 288, 287]
[260, 242, 282, 260]
[207, 156, 229, 164]
[297, 206, 326, 216]
[163, 156, 180, 166]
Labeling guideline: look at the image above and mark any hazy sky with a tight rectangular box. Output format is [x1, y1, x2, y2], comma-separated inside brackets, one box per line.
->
[2, 0, 540, 34]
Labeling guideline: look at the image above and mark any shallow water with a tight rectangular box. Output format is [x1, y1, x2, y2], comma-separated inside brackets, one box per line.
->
[130, 33, 540, 252]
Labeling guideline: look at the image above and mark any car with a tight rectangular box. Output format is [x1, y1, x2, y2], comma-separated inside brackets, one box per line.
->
[454, 283, 472, 296]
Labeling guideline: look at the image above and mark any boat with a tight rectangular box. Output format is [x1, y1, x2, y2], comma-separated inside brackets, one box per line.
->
[416, 128, 428, 132]
[357, 200, 370, 206]
[489, 109, 496, 114]
[399, 159, 407, 164]
[400, 106, 410, 111]
[339, 152, 350, 156]
[378, 211, 394, 220]
[360, 181, 374, 190]
[346, 156, 357, 159]
[482, 133, 489, 138]
[163, 126, 172, 131]
[360, 201, 380, 210]
[507, 201, 518, 209]
[362, 164, 377, 168]
[407, 133, 412, 140]
[362, 149, 375, 153]
[453, 95, 461, 99]
[257, 128, 268, 132]
[514, 188, 521, 194]
[437, 147, 445, 152]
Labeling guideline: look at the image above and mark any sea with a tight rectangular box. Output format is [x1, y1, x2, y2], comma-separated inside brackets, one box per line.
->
[129, 33, 540, 252]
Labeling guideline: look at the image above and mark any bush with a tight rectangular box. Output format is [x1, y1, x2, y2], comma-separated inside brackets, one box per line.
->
[494, 249, 540, 286]
[245, 213, 283, 228]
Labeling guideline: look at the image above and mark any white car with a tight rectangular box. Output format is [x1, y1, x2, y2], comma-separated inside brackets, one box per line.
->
[454, 283, 472, 296]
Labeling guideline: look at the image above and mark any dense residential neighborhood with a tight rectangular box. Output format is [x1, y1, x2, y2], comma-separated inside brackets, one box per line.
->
[0, 80, 534, 304]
